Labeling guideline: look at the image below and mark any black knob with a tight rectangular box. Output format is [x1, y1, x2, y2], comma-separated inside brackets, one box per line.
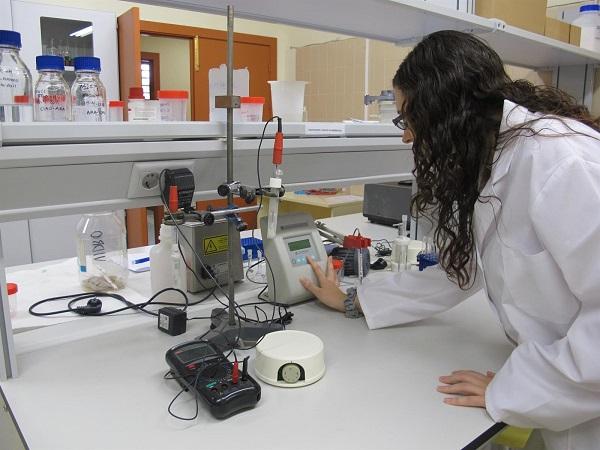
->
[203, 213, 215, 226]
[217, 184, 230, 197]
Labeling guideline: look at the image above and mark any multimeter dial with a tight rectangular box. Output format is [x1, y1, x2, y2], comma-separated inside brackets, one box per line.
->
[280, 363, 302, 383]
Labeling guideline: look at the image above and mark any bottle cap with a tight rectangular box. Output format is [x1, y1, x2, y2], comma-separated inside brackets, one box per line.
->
[109, 100, 125, 107]
[36, 55, 65, 71]
[0, 30, 22, 49]
[332, 258, 344, 271]
[157, 90, 189, 99]
[73, 56, 101, 72]
[241, 96, 265, 104]
[129, 87, 145, 99]
[13, 95, 30, 104]
[580, 4, 600, 12]
[7, 283, 18, 295]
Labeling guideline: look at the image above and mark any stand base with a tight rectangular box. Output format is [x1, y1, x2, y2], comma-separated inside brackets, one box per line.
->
[203, 308, 283, 352]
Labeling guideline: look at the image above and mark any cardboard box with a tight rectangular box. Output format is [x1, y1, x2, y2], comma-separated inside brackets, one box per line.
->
[545, 17, 570, 43]
[570, 25, 581, 47]
[476, 0, 547, 35]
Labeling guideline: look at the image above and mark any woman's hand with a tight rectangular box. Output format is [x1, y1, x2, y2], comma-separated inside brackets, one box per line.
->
[299, 256, 347, 312]
[437, 370, 495, 408]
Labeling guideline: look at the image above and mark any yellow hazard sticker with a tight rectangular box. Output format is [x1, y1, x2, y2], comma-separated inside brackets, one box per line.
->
[203, 235, 228, 255]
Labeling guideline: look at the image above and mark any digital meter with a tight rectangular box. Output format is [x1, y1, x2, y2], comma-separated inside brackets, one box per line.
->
[260, 212, 328, 304]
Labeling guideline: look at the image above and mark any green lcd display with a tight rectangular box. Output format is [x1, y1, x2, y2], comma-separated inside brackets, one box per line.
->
[288, 239, 311, 252]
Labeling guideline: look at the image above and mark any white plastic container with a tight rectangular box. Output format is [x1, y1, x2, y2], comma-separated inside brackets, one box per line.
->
[108, 100, 124, 121]
[572, 4, 600, 53]
[150, 224, 187, 304]
[268, 81, 307, 122]
[158, 90, 188, 121]
[128, 87, 160, 121]
[379, 100, 396, 124]
[240, 96, 265, 122]
[6, 283, 17, 318]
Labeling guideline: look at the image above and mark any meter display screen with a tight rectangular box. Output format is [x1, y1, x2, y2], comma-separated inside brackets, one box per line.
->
[287, 239, 311, 252]
[177, 344, 219, 363]
[284, 235, 318, 266]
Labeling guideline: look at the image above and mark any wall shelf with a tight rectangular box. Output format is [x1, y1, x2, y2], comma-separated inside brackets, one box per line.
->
[135, 0, 600, 68]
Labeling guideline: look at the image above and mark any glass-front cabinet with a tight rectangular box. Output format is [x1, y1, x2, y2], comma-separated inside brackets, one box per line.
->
[11, 0, 118, 99]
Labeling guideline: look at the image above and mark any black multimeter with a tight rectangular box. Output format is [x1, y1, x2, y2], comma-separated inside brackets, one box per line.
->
[165, 340, 261, 419]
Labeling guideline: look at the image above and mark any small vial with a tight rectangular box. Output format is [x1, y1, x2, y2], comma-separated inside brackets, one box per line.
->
[6, 282, 18, 318]
[71, 56, 106, 122]
[332, 258, 344, 284]
[108, 100, 124, 121]
[34, 55, 71, 122]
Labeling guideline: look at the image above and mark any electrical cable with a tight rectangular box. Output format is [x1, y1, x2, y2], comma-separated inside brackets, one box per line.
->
[29, 288, 191, 317]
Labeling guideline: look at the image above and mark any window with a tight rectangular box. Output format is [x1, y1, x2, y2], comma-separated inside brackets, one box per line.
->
[140, 52, 160, 100]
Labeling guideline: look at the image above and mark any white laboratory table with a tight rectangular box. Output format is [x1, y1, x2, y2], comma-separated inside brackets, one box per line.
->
[0, 215, 513, 450]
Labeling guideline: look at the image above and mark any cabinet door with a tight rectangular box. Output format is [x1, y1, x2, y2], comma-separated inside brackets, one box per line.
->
[11, 0, 119, 100]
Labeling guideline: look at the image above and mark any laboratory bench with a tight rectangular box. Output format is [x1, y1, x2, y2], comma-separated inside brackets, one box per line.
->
[0, 215, 513, 450]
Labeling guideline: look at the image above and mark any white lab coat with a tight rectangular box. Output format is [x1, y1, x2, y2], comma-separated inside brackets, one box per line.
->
[358, 100, 600, 450]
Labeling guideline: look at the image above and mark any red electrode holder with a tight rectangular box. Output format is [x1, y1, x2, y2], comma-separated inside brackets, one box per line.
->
[272, 117, 283, 165]
[343, 234, 371, 249]
[168, 185, 178, 213]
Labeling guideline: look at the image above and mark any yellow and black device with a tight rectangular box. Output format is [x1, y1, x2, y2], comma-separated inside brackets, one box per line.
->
[179, 218, 244, 293]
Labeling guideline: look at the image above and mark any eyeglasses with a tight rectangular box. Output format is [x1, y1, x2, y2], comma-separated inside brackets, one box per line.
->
[392, 114, 407, 131]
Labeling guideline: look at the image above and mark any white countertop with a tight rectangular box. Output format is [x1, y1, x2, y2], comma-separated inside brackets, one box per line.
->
[0, 215, 513, 450]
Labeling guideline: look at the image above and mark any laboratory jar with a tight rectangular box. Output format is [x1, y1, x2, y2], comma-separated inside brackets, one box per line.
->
[158, 90, 189, 121]
[0, 30, 33, 123]
[128, 87, 160, 121]
[71, 56, 107, 122]
[108, 100, 124, 121]
[34, 55, 71, 122]
[268, 81, 307, 122]
[6, 283, 17, 318]
[76, 211, 129, 291]
[240, 96, 265, 122]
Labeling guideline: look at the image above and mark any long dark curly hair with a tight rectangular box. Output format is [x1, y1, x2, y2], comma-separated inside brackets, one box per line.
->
[393, 30, 600, 289]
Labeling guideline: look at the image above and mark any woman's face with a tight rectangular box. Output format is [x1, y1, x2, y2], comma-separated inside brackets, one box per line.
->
[394, 88, 414, 144]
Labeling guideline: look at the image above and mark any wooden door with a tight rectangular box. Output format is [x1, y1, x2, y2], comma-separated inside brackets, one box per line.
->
[118, 7, 148, 249]
[194, 31, 276, 120]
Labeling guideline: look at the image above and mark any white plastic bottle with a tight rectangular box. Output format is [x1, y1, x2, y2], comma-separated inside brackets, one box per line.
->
[150, 224, 187, 304]
[71, 56, 106, 122]
[34, 55, 71, 121]
[392, 215, 410, 272]
[572, 4, 600, 53]
[0, 30, 33, 122]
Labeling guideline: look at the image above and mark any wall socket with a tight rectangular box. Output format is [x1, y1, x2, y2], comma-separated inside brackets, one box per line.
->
[127, 160, 195, 199]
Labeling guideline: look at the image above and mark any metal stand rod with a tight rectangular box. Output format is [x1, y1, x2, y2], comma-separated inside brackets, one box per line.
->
[226, 5, 236, 327]
[0, 228, 17, 380]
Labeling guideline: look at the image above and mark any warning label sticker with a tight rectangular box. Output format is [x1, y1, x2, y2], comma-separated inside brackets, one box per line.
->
[203, 235, 228, 255]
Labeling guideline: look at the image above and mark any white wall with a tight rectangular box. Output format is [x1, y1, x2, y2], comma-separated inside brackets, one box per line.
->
[141, 35, 191, 117]
[21, 0, 351, 80]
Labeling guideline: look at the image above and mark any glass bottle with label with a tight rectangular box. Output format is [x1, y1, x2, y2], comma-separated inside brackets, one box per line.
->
[71, 56, 106, 122]
[34, 55, 71, 122]
[0, 30, 33, 122]
[76, 211, 128, 291]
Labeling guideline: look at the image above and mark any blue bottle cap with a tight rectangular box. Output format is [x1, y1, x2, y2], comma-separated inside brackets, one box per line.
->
[73, 56, 101, 72]
[0, 30, 22, 49]
[580, 4, 600, 12]
[36, 55, 65, 71]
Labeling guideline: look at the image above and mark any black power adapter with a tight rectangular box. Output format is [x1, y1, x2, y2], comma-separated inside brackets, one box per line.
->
[158, 307, 187, 336]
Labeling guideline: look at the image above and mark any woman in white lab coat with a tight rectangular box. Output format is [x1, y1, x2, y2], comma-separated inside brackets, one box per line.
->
[300, 30, 600, 450]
